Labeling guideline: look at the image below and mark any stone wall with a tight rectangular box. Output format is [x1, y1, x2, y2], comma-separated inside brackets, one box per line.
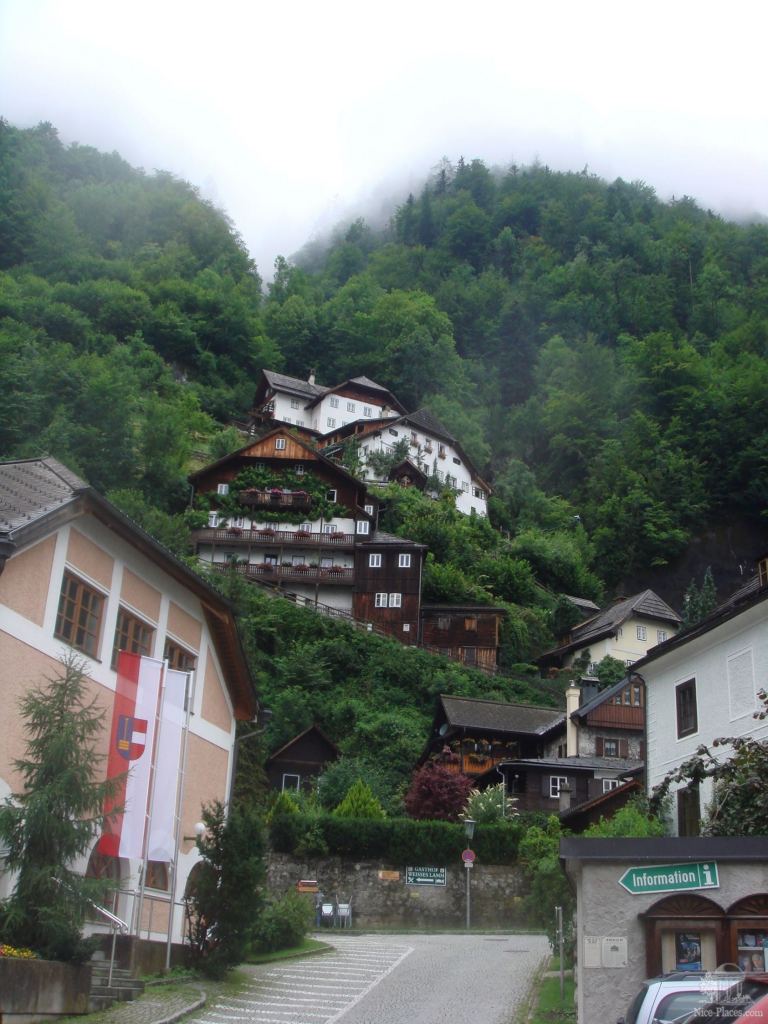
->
[0, 959, 91, 1023]
[267, 852, 528, 928]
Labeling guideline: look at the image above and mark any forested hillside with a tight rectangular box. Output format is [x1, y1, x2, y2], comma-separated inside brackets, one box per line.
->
[3, 122, 768, 618]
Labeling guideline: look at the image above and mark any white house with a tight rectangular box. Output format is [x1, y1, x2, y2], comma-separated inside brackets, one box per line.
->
[637, 567, 768, 835]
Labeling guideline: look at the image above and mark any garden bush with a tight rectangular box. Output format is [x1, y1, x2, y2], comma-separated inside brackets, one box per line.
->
[251, 890, 313, 953]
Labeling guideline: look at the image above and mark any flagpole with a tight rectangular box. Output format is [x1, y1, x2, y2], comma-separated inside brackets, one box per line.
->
[135, 660, 167, 941]
[165, 668, 195, 969]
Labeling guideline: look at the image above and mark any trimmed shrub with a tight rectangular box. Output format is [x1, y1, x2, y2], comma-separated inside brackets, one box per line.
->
[333, 779, 386, 819]
[252, 890, 313, 953]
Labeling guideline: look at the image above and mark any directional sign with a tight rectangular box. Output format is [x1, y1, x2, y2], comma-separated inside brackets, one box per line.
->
[405, 866, 446, 886]
[618, 861, 719, 895]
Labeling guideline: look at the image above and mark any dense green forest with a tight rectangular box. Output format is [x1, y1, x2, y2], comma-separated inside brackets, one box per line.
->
[3, 120, 768, 769]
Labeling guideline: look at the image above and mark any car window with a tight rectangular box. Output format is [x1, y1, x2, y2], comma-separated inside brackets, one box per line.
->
[652, 990, 711, 1022]
[625, 985, 650, 1024]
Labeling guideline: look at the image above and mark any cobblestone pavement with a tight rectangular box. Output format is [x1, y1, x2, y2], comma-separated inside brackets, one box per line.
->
[193, 937, 413, 1024]
[193, 933, 549, 1024]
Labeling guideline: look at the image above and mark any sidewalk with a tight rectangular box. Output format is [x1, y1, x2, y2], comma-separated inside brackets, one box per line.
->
[57, 980, 210, 1024]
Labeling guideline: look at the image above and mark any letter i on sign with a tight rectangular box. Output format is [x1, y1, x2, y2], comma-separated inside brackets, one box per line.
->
[702, 864, 713, 887]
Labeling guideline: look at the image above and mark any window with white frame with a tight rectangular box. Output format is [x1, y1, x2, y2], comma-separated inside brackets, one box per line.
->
[327, 489, 337, 502]
[322, 524, 338, 534]
[275, 438, 286, 450]
[347, 401, 355, 412]
[602, 778, 621, 793]
[283, 416, 291, 423]
[403, 623, 410, 632]
[321, 557, 334, 568]
[364, 504, 374, 515]
[657, 629, 668, 643]
[462, 480, 469, 491]
[295, 465, 305, 475]
[389, 593, 402, 607]
[369, 553, 382, 567]
[398, 553, 411, 568]
[300, 522, 312, 532]
[603, 738, 619, 757]
[364, 406, 372, 417]
[472, 486, 485, 499]
[290, 398, 300, 409]
[282, 773, 300, 791]
[636, 625, 647, 641]
[327, 417, 336, 428]
[297, 419, 305, 426]
[549, 776, 568, 798]
[216, 483, 229, 495]
[330, 396, 339, 408]
[375, 592, 387, 607]
[207, 511, 219, 527]
[356, 521, 370, 535]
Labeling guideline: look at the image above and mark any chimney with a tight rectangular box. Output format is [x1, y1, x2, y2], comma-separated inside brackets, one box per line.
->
[558, 782, 572, 812]
[565, 683, 580, 757]
[308, 370, 316, 386]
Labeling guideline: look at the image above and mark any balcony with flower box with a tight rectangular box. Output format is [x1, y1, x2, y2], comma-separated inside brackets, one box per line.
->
[213, 562, 355, 585]
[191, 527, 355, 549]
[239, 487, 312, 510]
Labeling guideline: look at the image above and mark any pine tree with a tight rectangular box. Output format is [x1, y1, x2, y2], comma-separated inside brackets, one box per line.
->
[0, 653, 119, 961]
[333, 779, 386, 819]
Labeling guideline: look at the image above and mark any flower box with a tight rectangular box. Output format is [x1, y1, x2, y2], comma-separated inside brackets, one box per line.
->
[294, 530, 311, 539]
[258, 528, 276, 537]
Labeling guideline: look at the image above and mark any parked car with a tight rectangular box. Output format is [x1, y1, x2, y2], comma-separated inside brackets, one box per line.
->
[680, 976, 768, 1022]
[618, 971, 746, 1024]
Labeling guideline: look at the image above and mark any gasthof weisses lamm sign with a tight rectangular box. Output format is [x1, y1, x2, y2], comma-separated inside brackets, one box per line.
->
[618, 862, 719, 895]
[405, 866, 447, 886]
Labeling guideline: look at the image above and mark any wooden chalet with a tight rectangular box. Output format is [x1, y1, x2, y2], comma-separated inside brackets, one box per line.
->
[265, 725, 340, 792]
[421, 603, 506, 673]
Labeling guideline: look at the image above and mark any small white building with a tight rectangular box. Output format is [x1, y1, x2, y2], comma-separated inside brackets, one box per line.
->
[637, 567, 768, 835]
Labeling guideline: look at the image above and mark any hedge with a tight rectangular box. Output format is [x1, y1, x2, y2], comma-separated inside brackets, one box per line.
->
[269, 813, 524, 864]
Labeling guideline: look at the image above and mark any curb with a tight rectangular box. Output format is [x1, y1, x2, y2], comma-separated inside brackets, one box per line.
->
[247, 943, 333, 965]
[151, 989, 206, 1024]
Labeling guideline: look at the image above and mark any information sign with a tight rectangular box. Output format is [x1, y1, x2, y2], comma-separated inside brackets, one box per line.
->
[618, 861, 719, 895]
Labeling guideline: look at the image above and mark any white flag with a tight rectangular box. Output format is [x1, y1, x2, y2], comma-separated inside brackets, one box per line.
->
[147, 669, 188, 862]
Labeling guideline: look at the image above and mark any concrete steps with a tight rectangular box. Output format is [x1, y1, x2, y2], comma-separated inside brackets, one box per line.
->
[89, 962, 145, 1011]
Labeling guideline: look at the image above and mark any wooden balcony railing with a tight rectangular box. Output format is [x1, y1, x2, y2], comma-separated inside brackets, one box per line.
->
[219, 563, 355, 585]
[239, 488, 311, 509]
[432, 753, 511, 775]
[192, 527, 355, 548]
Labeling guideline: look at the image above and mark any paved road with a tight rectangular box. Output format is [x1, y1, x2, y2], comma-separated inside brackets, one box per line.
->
[193, 932, 549, 1024]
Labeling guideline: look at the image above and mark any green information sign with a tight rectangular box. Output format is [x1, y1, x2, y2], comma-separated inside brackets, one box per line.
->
[405, 866, 447, 886]
[619, 861, 719, 895]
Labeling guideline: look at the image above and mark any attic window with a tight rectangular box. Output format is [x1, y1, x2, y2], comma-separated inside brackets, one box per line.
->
[217, 483, 229, 495]
[275, 438, 286, 450]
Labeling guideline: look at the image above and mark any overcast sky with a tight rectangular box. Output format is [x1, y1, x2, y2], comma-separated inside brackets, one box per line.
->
[3, 0, 768, 278]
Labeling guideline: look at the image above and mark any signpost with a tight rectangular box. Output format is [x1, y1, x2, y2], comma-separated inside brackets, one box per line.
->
[405, 866, 446, 886]
[618, 862, 719, 895]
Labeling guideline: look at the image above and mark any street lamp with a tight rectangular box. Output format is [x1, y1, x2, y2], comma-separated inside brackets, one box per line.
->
[463, 818, 476, 929]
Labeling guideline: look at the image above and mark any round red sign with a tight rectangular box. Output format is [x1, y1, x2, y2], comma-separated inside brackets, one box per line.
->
[462, 848, 476, 863]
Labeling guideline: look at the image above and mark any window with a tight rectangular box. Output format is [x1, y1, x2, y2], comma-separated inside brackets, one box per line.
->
[326, 489, 337, 502]
[461, 647, 477, 666]
[297, 419, 305, 427]
[411, 431, 418, 446]
[165, 641, 196, 672]
[472, 486, 486, 499]
[145, 861, 169, 891]
[636, 625, 647, 641]
[112, 608, 154, 669]
[300, 522, 312, 532]
[275, 438, 286, 450]
[356, 521, 370, 535]
[632, 685, 642, 706]
[389, 593, 402, 607]
[602, 778, 621, 793]
[438, 444, 446, 458]
[625, 659, 635, 667]
[369, 553, 382, 567]
[452, 456, 461, 465]
[464, 616, 478, 632]
[295, 465, 305, 476]
[402, 623, 410, 633]
[364, 406, 372, 417]
[375, 592, 388, 607]
[461, 480, 469, 492]
[330, 396, 339, 408]
[320, 557, 334, 568]
[437, 616, 450, 630]
[207, 511, 219, 528]
[327, 417, 336, 428]
[602, 738, 619, 757]
[347, 401, 355, 412]
[216, 483, 229, 495]
[290, 399, 300, 409]
[389, 428, 399, 437]
[322, 524, 338, 534]
[677, 783, 701, 836]
[657, 629, 668, 643]
[676, 679, 698, 738]
[549, 776, 568, 798]
[55, 572, 104, 658]
[398, 553, 411, 568]
[364, 504, 374, 515]
[282, 773, 301, 792]
[283, 416, 291, 423]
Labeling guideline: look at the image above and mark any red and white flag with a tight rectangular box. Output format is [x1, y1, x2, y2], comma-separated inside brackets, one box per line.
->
[147, 669, 188, 863]
[99, 652, 164, 859]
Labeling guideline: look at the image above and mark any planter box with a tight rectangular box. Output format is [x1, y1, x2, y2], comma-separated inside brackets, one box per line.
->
[0, 958, 91, 1021]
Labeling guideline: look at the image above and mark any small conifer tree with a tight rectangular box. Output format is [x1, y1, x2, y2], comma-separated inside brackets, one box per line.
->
[333, 779, 386, 819]
[0, 653, 120, 961]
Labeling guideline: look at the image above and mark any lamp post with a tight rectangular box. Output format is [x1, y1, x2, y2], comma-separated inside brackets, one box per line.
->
[463, 818, 476, 929]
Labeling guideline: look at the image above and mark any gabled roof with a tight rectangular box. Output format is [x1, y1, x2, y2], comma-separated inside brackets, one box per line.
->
[368, 529, 427, 549]
[563, 594, 601, 613]
[0, 457, 258, 720]
[539, 590, 681, 664]
[439, 694, 564, 737]
[261, 369, 324, 400]
[570, 674, 636, 720]
[266, 724, 340, 764]
[558, 777, 642, 825]
[303, 375, 406, 414]
[389, 459, 427, 487]
[497, 755, 643, 773]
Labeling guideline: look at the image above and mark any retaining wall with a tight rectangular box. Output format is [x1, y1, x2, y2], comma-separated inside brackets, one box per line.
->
[0, 958, 91, 1023]
[267, 852, 528, 928]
